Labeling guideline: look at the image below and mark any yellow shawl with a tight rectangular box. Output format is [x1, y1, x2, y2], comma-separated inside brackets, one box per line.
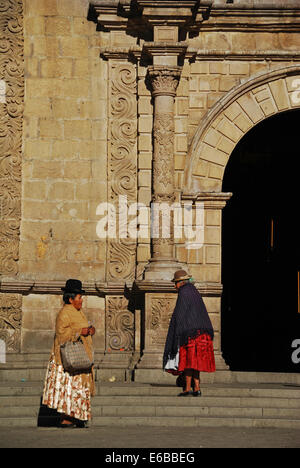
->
[52, 304, 95, 396]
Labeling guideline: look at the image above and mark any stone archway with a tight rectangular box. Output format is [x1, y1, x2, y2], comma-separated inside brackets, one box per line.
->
[181, 65, 300, 372]
[183, 65, 300, 194]
[221, 108, 300, 372]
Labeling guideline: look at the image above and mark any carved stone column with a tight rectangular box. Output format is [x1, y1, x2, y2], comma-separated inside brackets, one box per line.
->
[143, 65, 184, 281]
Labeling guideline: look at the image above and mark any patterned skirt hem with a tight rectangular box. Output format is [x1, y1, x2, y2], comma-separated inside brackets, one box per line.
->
[42, 357, 92, 421]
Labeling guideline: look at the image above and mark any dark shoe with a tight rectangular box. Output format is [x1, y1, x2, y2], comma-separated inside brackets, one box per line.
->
[178, 391, 193, 397]
[193, 390, 202, 397]
[75, 420, 88, 428]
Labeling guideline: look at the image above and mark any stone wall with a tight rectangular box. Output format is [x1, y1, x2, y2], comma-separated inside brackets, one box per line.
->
[21, 0, 107, 282]
[1, 0, 300, 374]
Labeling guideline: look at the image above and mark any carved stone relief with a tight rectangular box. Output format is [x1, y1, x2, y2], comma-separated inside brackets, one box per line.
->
[148, 295, 177, 348]
[107, 62, 138, 281]
[106, 295, 134, 352]
[0, 0, 23, 277]
[153, 113, 174, 191]
[0, 293, 22, 352]
[0, 1, 23, 353]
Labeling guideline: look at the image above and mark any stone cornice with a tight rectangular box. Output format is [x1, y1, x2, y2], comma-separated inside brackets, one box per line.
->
[0, 279, 128, 296]
[194, 50, 300, 62]
[89, 0, 211, 32]
[143, 42, 188, 60]
[181, 192, 233, 209]
[100, 46, 300, 63]
[205, 6, 300, 32]
[134, 280, 223, 296]
[90, 0, 300, 34]
[0, 279, 222, 297]
[100, 45, 142, 60]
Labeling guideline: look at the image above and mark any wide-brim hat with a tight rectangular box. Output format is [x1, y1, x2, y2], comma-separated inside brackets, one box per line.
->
[172, 270, 192, 283]
[61, 279, 86, 294]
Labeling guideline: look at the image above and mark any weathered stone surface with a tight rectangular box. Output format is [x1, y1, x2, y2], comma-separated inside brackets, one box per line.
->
[1, 0, 300, 372]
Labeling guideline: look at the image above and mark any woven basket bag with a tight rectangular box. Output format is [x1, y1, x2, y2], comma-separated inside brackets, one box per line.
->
[60, 338, 94, 374]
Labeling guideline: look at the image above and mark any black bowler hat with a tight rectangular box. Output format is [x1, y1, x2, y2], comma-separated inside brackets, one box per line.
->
[61, 279, 85, 294]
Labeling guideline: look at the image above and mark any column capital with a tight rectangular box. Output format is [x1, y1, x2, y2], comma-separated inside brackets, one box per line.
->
[147, 65, 182, 97]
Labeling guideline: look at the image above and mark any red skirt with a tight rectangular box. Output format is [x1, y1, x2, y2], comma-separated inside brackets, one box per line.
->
[178, 333, 216, 373]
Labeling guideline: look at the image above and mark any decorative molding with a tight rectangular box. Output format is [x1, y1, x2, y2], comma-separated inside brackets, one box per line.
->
[90, 0, 211, 33]
[100, 46, 143, 61]
[0, 0, 24, 277]
[135, 280, 223, 296]
[181, 192, 233, 209]
[207, 4, 300, 33]
[98, 45, 300, 64]
[143, 43, 188, 62]
[90, 1, 300, 35]
[0, 279, 132, 296]
[194, 50, 300, 62]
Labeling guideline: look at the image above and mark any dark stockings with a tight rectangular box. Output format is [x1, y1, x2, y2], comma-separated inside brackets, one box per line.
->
[184, 369, 200, 392]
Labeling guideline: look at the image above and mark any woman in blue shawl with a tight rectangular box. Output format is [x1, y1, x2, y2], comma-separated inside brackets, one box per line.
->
[163, 270, 216, 396]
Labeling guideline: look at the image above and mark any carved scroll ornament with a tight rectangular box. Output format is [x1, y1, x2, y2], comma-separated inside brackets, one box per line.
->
[106, 296, 134, 351]
[0, 0, 24, 277]
[0, 293, 22, 352]
[108, 63, 137, 281]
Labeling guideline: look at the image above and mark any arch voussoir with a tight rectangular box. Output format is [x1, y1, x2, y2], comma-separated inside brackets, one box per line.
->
[184, 66, 300, 194]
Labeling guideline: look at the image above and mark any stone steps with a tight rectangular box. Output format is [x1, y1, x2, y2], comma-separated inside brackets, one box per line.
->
[1, 380, 300, 428]
[2, 401, 300, 419]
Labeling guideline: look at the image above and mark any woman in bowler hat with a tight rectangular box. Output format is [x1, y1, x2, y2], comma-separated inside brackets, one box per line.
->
[163, 270, 216, 396]
[42, 279, 96, 427]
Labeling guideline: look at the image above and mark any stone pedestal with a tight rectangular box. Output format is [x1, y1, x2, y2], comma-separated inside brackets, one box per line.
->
[135, 291, 177, 370]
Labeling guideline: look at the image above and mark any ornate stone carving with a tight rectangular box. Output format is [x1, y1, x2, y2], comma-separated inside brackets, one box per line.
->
[148, 295, 176, 348]
[108, 62, 137, 281]
[0, 293, 22, 352]
[148, 66, 181, 97]
[0, 0, 23, 277]
[144, 66, 182, 276]
[106, 296, 134, 351]
[153, 112, 175, 192]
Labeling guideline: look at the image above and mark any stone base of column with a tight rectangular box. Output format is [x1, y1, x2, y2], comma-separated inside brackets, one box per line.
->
[143, 258, 187, 281]
[214, 351, 230, 371]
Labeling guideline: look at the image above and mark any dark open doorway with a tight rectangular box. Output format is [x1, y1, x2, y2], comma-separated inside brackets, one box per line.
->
[222, 109, 300, 372]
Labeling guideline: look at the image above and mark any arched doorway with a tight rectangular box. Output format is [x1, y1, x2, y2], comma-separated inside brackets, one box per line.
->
[222, 109, 300, 372]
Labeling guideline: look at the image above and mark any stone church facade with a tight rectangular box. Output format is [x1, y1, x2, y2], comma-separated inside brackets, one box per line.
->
[1, 0, 300, 380]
